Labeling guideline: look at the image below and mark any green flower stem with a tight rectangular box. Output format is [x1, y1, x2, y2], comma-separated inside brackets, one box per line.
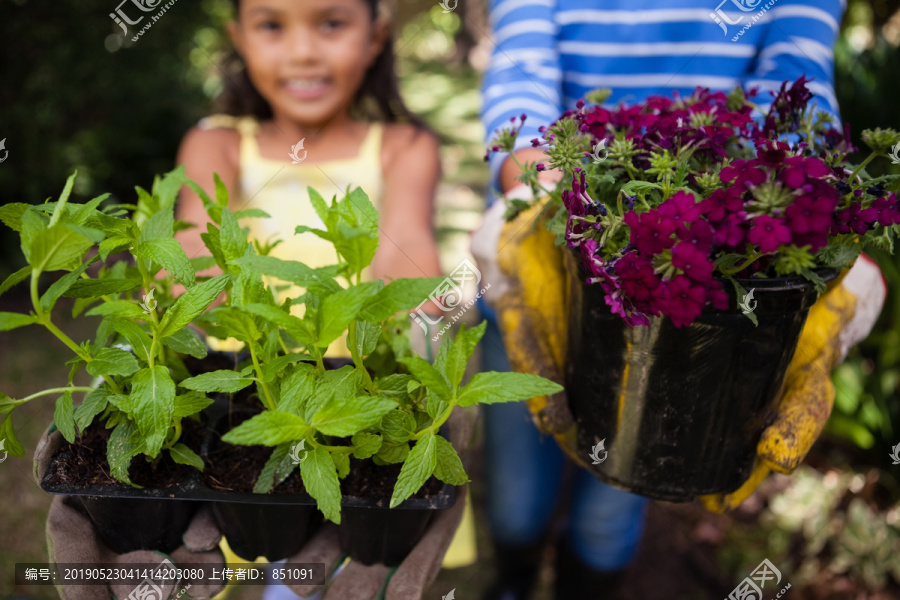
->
[410, 400, 456, 441]
[21, 386, 96, 403]
[162, 419, 182, 450]
[347, 320, 374, 391]
[720, 252, 765, 276]
[507, 152, 556, 198]
[248, 343, 276, 411]
[43, 320, 91, 362]
[849, 152, 879, 186]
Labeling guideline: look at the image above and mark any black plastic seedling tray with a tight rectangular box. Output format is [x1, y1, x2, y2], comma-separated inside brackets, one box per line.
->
[40, 404, 458, 564]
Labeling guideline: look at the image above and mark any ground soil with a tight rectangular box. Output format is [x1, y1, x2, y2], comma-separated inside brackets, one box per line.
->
[44, 416, 206, 488]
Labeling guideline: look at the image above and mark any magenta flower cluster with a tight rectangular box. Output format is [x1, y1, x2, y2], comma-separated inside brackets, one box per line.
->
[548, 78, 899, 327]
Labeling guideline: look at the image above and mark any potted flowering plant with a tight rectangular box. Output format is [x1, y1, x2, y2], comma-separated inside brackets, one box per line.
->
[0, 169, 561, 563]
[487, 77, 900, 500]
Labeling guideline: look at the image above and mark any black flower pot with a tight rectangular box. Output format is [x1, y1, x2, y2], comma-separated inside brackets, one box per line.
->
[338, 483, 457, 566]
[71, 495, 198, 554]
[564, 253, 836, 501]
[211, 501, 323, 562]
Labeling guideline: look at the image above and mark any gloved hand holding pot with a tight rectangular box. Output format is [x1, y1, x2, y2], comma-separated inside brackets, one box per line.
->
[475, 77, 898, 506]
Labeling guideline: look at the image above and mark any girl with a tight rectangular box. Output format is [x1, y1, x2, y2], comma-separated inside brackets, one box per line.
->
[173, 0, 448, 596]
[175, 0, 442, 297]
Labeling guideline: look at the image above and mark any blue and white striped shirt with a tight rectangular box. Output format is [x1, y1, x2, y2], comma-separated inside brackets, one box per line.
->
[481, 0, 846, 192]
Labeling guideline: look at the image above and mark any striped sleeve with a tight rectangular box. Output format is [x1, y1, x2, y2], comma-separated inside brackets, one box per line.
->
[743, 0, 845, 121]
[481, 0, 563, 195]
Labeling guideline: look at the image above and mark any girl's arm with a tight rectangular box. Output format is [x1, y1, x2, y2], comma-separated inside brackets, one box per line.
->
[173, 126, 241, 276]
[372, 124, 443, 282]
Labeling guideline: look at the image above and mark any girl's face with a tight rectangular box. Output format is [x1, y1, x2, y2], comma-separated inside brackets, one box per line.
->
[229, 0, 387, 127]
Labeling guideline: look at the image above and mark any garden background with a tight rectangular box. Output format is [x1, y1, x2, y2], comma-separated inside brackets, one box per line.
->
[1, 0, 900, 597]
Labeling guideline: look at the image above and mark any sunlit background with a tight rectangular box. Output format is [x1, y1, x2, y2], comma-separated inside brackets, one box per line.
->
[1, 0, 900, 597]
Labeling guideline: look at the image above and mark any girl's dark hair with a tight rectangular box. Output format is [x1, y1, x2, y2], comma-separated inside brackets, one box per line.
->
[216, 0, 425, 129]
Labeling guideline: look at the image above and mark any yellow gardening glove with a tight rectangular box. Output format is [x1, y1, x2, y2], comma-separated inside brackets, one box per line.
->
[472, 194, 886, 508]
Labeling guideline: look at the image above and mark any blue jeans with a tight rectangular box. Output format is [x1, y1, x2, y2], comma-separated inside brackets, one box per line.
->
[481, 319, 648, 572]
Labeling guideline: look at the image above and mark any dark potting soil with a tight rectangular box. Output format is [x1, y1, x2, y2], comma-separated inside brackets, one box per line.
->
[274, 457, 443, 500]
[44, 417, 206, 488]
[203, 411, 272, 492]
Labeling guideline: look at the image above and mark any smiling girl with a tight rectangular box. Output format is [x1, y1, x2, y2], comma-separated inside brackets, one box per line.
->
[175, 0, 442, 289]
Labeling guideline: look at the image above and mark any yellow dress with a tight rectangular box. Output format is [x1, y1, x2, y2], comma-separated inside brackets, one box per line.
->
[198, 114, 384, 357]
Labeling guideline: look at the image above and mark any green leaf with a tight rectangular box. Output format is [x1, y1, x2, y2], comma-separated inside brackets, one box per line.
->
[259, 353, 305, 382]
[460, 321, 487, 362]
[180, 370, 254, 393]
[49, 172, 77, 227]
[357, 277, 447, 322]
[64, 278, 141, 298]
[433, 434, 468, 485]
[332, 451, 350, 478]
[457, 372, 564, 407]
[316, 281, 383, 348]
[213, 172, 229, 207]
[390, 432, 437, 508]
[219, 207, 248, 262]
[173, 391, 214, 418]
[374, 440, 409, 465]
[443, 325, 469, 389]
[139, 207, 174, 243]
[99, 236, 134, 260]
[278, 363, 317, 415]
[0, 416, 25, 457]
[39, 259, 95, 313]
[234, 208, 271, 220]
[169, 442, 204, 471]
[0, 266, 30, 300]
[162, 327, 208, 359]
[381, 410, 417, 443]
[229, 255, 340, 294]
[86, 347, 140, 378]
[351, 432, 382, 459]
[106, 318, 154, 364]
[620, 180, 663, 196]
[355, 320, 381, 357]
[129, 366, 176, 457]
[0, 393, 25, 415]
[136, 238, 196, 286]
[107, 393, 136, 414]
[303, 366, 365, 422]
[86, 300, 145, 320]
[54, 392, 76, 443]
[0, 312, 37, 332]
[0, 203, 30, 232]
[375, 374, 413, 401]
[254, 444, 296, 493]
[107, 420, 143, 487]
[301, 446, 342, 523]
[334, 223, 379, 277]
[215, 307, 261, 344]
[222, 411, 308, 446]
[25, 222, 95, 273]
[158, 275, 230, 338]
[74, 388, 109, 430]
[239, 303, 317, 346]
[800, 268, 827, 294]
[306, 187, 338, 232]
[399, 355, 451, 400]
[311, 395, 397, 437]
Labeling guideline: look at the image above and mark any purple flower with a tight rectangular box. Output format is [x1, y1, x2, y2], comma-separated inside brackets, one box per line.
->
[748, 215, 791, 252]
[672, 242, 714, 283]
